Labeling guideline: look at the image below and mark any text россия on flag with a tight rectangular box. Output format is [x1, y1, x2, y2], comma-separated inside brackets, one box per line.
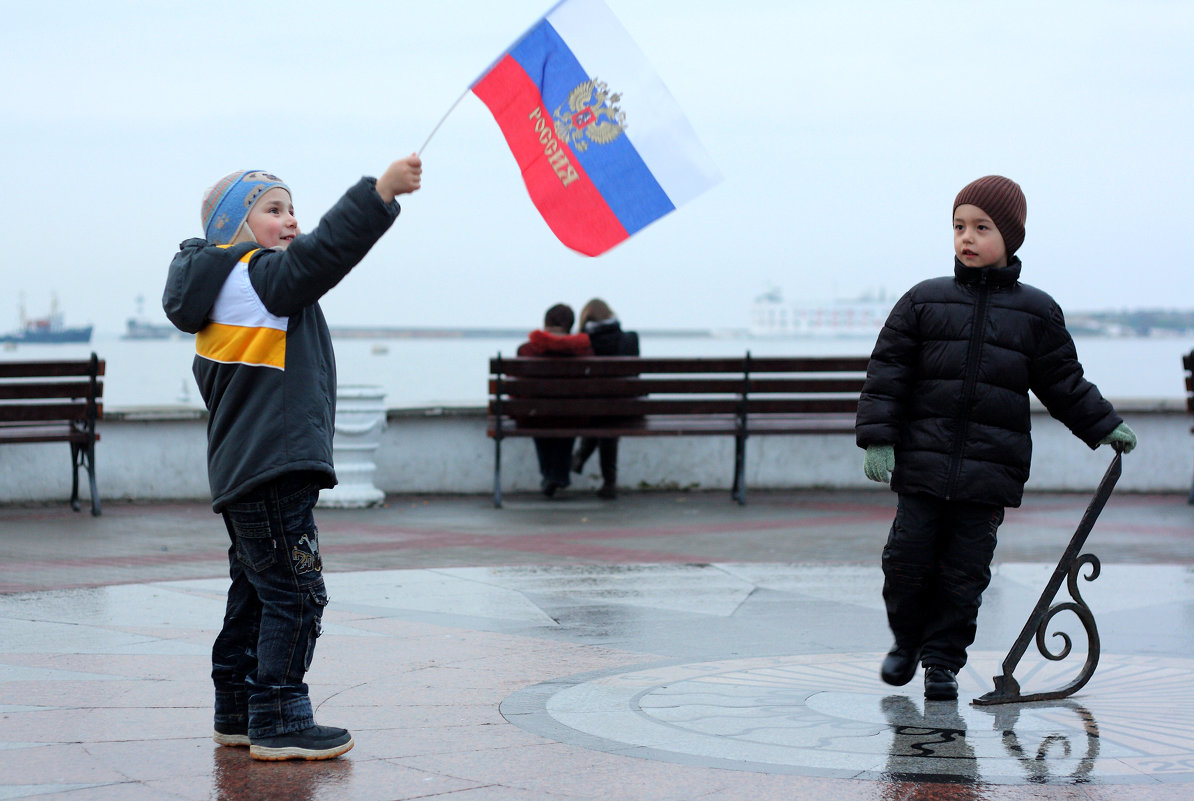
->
[471, 0, 721, 256]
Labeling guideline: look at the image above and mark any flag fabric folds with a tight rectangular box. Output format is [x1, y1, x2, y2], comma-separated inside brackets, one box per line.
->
[471, 0, 720, 256]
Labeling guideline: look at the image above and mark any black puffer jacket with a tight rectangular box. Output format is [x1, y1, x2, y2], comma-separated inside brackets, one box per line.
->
[855, 258, 1121, 507]
[584, 318, 639, 357]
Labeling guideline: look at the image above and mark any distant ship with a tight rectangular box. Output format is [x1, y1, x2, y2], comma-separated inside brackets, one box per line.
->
[749, 286, 894, 338]
[122, 295, 184, 340]
[0, 295, 92, 344]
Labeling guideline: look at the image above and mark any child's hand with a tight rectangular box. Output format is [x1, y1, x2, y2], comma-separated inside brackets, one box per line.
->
[376, 154, 422, 203]
[1098, 422, 1137, 454]
[863, 444, 895, 483]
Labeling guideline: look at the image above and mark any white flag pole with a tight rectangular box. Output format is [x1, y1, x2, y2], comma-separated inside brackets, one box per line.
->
[419, 88, 471, 156]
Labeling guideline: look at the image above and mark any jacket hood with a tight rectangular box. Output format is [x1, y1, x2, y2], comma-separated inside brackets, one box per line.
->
[163, 239, 259, 334]
[583, 318, 621, 334]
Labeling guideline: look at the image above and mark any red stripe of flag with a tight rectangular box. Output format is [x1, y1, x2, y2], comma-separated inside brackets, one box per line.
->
[472, 54, 628, 256]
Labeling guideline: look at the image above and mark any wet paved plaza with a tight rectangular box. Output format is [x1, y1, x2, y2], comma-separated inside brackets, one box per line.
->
[1, 484, 1192, 800]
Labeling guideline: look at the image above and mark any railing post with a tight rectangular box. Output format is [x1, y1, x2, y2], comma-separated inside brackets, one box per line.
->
[972, 450, 1123, 706]
[493, 353, 504, 508]
[732, 351, 751, 505]
[83, 352, 101, 516]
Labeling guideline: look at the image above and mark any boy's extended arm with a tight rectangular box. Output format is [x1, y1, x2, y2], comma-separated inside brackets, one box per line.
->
[249, 177, 401, 316]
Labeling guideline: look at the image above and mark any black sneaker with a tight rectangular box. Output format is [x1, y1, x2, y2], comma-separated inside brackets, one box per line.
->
[213, 725, 250, 747]
[249, 725, 354, 761]
[924, 666, 959, 701]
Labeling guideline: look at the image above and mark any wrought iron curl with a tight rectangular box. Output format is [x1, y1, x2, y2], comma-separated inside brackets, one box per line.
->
[1034, 553, 1100, 663]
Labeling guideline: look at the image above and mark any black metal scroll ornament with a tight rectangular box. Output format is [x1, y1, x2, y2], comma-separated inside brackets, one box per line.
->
[972, 450, 1123, 706]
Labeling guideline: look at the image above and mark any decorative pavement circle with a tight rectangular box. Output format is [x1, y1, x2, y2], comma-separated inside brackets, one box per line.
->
[501, 651, 1194, 786]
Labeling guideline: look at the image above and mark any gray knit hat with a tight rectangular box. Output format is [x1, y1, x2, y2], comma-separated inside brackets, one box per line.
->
[201, 170, 290, 244]
[954, 175, 1027, 256]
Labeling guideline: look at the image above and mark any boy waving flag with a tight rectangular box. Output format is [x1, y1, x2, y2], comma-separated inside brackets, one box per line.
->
[471, 0, 720, 256]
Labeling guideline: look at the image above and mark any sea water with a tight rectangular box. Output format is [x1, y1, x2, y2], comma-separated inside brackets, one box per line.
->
[2, 332, 1191, 411]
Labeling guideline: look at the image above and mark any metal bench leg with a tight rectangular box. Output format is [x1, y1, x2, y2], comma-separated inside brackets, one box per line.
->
[493, 438, 503, 509]
[732, 435, 746, 505]
[85, 441, 101, 516]
[69, 442, 82, 512]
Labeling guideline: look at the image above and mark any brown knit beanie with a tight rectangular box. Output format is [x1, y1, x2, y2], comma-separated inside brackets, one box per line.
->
[954, 175, 1027, 256]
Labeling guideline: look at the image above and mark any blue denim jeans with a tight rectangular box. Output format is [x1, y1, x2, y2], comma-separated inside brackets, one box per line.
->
[211, 474, 328, 740]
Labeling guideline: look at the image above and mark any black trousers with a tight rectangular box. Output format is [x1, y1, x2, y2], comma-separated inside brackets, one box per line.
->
[533, 437, 574, 487]
[882, 493, 1004, 672]
[573, 437, 618, 485]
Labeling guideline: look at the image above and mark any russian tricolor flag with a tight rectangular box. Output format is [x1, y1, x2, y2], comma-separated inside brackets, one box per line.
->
[471, 0, 721, 256]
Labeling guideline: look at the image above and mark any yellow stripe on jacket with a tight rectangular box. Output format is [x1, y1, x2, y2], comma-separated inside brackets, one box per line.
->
[195, 249, 289, 370]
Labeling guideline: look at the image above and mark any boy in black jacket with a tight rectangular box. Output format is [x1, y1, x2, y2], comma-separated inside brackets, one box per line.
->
[164, 156, 421, 759]
[855, 175, 1136, 701]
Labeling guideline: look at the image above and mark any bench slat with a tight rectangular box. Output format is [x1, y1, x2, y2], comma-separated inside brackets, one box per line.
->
[0, 381, 103, 400]
[492, 397, 858, 416]
[0, 423, 97, 444]
[0, 402, 99, 423]
[491, 376, 865, 396]
[490, 356, 870, 378]
[0, 361, 106, 378]
[487, 413, 857, 438]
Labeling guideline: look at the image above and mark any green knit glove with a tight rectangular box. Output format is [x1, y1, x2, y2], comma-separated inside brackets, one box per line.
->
[863, 444, 895, 483]
[1098, 422, 1137, 454]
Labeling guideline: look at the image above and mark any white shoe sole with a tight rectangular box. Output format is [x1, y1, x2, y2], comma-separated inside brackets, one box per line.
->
[213, 730, 250, 747]
[250, 736, 354, 761]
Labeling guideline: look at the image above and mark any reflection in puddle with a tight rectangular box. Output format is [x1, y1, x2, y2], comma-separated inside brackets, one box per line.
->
[212, 746, 354, 801]
[981, 700, 1099, 784]
[880, 695, 985, 796]
[878, 694, 1101, 789]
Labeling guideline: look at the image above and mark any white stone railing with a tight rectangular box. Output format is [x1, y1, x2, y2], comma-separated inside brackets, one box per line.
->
[1, 400, 1190, 505]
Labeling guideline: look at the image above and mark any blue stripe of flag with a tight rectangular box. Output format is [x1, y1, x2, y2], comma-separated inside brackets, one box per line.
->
[509, 22, 675, 235]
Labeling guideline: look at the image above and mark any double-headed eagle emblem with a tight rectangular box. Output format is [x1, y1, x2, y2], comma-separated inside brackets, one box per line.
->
[553, 78, 627, 152]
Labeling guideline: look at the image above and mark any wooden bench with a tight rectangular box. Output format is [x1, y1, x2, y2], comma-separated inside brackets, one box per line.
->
[0, 354, 104, 515]
[1185, 350, 1193, 504]
[488, 354, 868, 507]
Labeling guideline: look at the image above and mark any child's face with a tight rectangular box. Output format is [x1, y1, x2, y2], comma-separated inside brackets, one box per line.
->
[954, 204, 1008, 268]
[245, 187, 299, 249]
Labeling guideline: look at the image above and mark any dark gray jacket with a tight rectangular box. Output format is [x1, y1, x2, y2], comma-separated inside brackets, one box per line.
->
[163, 177, 400, 511]
[855, 258, 1121, 507]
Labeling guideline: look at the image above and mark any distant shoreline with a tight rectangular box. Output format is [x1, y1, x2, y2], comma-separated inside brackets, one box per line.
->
[327, 326, 723, 340]
[324, 325, 1194, 341]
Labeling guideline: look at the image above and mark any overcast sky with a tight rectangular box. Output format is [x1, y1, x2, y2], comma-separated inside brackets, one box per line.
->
[1, 0, 1190, 335]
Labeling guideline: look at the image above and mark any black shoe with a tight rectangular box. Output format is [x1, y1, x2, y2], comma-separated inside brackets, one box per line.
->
[250, 725, 354, 761]
[880, 646, 921, 686]
[213, 724, 249, 747]
[924, 666, 959, 701]
[541, 479, 558, 498]
[596, 483, 617, 500]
